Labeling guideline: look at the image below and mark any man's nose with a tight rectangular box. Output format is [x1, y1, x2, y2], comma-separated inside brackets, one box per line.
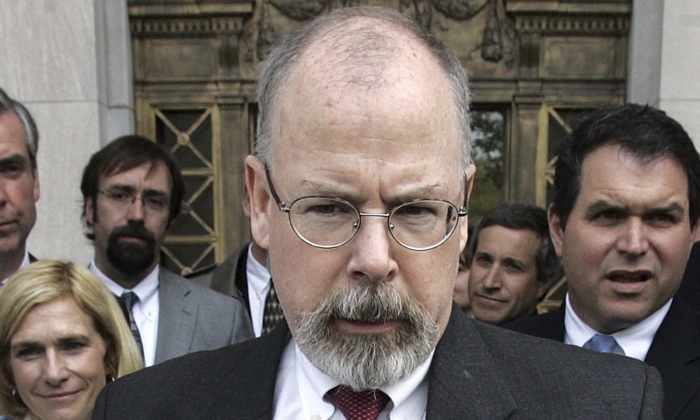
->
[481, 266, 502, 290]
[126, 196, 146, 221]
[616, 218, 649, 257]
[346, 216, 398, 283]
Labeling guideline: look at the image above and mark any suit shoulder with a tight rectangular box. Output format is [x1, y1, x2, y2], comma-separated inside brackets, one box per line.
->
[98, 343, 257, 415]
[476, 320, 653, 377]
[164, 267, 246, 305]
[504, 308, 562, 337]
[94, 332, 283, 418]
[184, 263, 217, 279]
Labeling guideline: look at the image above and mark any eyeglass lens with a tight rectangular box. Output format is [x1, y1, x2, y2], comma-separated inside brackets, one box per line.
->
[287, 197, 458, 250]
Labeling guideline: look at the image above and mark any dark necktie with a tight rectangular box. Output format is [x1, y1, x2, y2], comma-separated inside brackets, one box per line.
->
[583, 333, 625, 356]
[261, 280, 284, 335]
[328, 386, 391, 420]
[119, 292, 144, 360]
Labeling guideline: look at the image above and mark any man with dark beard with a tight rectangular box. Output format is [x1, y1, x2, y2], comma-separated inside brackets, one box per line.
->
[80, 135, 253, 367]
[92, 7, 662, 419]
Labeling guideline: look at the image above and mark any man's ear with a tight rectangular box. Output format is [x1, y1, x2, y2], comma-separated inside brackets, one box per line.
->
[691, 219, 700, 243]
[458, 164, 477, 251]
[245, 155, 271, 250]
[548, 205, 564, 258]
[86, 196, 95, 225]
[32, 165, 40, 202]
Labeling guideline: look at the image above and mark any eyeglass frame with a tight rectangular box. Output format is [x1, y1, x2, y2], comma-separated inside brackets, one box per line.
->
[98, 189, 171, 213]
[264, 166, 469, 251]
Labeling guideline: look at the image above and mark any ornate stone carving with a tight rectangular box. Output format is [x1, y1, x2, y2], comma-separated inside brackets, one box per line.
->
[431, 0, 488, 21]
[516, 16, 630, 35]
[131, 17, 244, 37]
[269, 0, 330, 20]
[481, 0, 502, 62]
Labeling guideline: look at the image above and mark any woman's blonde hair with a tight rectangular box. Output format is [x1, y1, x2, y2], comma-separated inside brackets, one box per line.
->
[0, 260, 143, 419]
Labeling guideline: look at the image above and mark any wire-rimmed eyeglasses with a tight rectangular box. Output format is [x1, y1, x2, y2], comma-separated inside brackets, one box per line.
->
[265, 166, 468, 251]
[98, 189, 170, 213]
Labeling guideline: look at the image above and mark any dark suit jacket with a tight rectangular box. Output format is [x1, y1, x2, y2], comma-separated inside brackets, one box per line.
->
[92, 304, 663, 419]
[506, 299, 700, 420]
[678, 241, 700, 310]
[189, 244, 249, 309]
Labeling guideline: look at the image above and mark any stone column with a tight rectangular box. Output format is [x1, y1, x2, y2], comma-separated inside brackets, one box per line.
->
[628, 0, 700, 147]
[0, 0, 133, 264]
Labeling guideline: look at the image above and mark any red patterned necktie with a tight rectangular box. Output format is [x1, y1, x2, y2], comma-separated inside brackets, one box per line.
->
[328, 386, 391, 420]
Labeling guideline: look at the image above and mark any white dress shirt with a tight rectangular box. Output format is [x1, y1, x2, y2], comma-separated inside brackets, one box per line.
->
[246, 244, 272, 337]
[90, 260, 160, 367]
[274, 339, 432, 420]
[564, 293, 671, 361]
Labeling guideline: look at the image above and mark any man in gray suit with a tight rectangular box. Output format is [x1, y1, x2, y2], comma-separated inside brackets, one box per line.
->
[81, 135, 253, 367]
[92, 7, 662, 419]
[0, 89, 40, 282]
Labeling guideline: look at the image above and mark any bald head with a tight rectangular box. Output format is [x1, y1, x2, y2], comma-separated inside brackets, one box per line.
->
[256, 6, 471, 169]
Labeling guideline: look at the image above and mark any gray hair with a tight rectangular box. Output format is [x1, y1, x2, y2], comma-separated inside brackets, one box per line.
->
[256, 6, 471, 170]
[0, 88, 39, 169]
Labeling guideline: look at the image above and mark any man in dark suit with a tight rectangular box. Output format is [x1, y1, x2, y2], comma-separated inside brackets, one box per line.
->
[0, 89, 40, 283]
[189, 186, 282, 337]
[677, 241, 700, 310]
[80, 135, 253, 367]
[508, 104, 700, 420]
[92, 7, 662, 419]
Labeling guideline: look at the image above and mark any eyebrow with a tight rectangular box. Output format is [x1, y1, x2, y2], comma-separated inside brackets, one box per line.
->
[297, 180, 449, 204]
[104, 184, 169, 196]
[0, 154, 30, 166]
[586, 200, 686, 216]
[10, 334, 89, 350]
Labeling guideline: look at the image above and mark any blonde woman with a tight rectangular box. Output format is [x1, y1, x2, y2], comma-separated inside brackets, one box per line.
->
[0, 260, 142, 420]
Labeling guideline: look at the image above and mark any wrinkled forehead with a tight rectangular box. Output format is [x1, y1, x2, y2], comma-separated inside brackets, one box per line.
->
[269, 37, 460, 170]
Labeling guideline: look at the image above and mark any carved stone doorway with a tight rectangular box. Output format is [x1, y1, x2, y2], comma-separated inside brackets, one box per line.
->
[129, 0, 630, 278]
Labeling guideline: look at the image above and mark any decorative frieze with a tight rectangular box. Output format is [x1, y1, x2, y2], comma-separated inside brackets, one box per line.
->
[516, 15, 629, 35]
[131, 17, 246, 37]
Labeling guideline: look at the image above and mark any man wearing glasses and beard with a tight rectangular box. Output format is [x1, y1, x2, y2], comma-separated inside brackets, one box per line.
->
[92, 7, 662, 419]
[81, 135, 252, 368]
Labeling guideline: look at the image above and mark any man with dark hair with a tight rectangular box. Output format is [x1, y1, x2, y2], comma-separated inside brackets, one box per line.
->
[92, 8, 662, 419]
[468, 201, 558, 325]
[0, 88, 40, 282]
[508, 104, 700, 420]
[81, 135, 252, 367]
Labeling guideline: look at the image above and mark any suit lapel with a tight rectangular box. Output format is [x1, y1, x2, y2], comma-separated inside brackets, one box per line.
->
[211, 243, 248, 304]
[203, 322, 292, 419]
[645, 299, 700, 420]
[155, 269, 196, 364]
[427, 306, 517, 420]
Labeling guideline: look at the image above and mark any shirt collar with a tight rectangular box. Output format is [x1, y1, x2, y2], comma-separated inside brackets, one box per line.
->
[89, 259, 160, 305]
[247, 244, 272, 298]
[564, 293, 671, 361]
[294, 340, 433, 419]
